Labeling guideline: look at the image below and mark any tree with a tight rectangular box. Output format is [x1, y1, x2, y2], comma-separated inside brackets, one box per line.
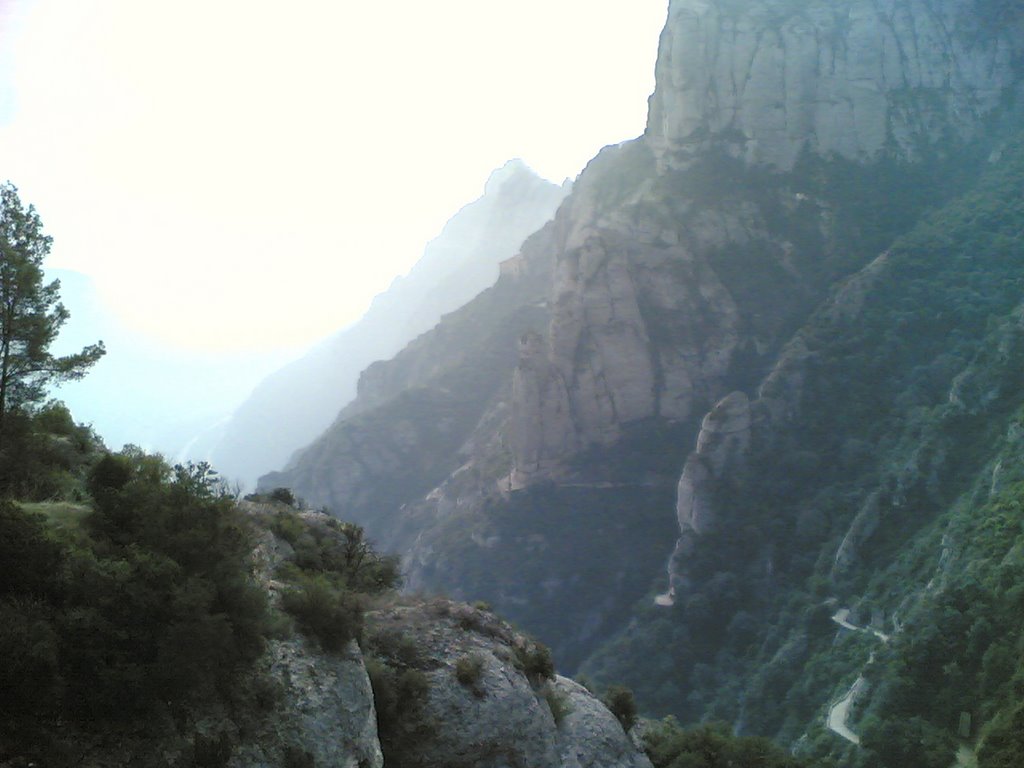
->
[0, 182, 104, 453]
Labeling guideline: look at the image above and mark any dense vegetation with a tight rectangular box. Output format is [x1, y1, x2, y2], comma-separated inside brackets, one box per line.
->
[578, 132, 1024, 767]
[643, 719, 813, 768]
[266, 502, 401, 650]
[0, 182, 103, 472]
[410, 475, 680, 670]
[0, 449, 270, 764]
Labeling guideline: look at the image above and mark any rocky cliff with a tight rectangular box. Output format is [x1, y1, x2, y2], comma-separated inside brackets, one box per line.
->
[211, 160, 568, 487]
[647, 0, 1024, 170]
[366, 598, 651, 768]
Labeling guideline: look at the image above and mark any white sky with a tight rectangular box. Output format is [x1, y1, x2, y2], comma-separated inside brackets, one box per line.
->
[0, 0, 667, 354]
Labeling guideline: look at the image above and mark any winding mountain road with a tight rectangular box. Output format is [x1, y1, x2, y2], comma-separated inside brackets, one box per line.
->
[825, 608, 893, 744]
[828, 676, 868, 745]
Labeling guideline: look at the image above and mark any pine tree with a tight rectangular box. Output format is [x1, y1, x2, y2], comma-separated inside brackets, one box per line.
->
[0, 182, 104, 454]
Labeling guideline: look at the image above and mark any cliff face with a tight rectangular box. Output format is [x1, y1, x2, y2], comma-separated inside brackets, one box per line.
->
[260, 220, 560, 542]
[647, 0, 1024, 170]
[367, 599, 651, 768]
[211, 160, 568, 487]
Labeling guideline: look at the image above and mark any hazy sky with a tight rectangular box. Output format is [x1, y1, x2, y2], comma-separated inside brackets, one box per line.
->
[0, 1, 667, 354]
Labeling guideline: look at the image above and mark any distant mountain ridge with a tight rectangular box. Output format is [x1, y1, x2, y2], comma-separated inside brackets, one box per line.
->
[210, 160, 569, 486]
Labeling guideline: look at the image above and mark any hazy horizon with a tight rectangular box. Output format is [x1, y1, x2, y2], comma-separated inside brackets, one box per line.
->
[0, 0, 668, 356]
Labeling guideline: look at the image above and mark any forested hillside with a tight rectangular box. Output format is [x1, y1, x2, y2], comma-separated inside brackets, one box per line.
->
[581, 131, 1024, 768]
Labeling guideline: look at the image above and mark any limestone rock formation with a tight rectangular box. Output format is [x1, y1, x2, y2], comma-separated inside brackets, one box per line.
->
[227, 507, 385, 768]
[660, 391, 753, 603]
[368, 600, 652, 768]
[647, 0, 1024, 170]
[212, 160, 568, 487]
[230, 638, 383, 768]
[510, 330, 576, 489]
[259, 221, 560, 535]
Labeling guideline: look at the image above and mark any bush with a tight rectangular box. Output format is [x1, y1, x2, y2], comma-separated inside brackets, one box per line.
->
[269, 487, 296, 506]
[455, 654, 485, 691]
[366, 658, 434, 768]
[272, 512, 401, 595]
[370, 628, 424, 669]
[543, 685, 572, 727]
[516, 642, 555, 681]
[0, 501, 65, 599]
[0, 598, 61, 734]
[603, 685, 638, 732]
[643, 719, 811, 768]
[281, 574, 364, 652]
[86, 453, 132, 500]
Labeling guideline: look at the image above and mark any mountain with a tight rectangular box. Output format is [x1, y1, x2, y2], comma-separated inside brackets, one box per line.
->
[258, 1, 1024, 765]
[208, 160, 569, 487]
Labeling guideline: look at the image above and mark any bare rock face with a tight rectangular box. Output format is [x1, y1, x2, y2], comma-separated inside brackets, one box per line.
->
[694, 391, 752, 476]
[647, 0, 1024, 170]
[369, 600, 652, 768]
[555, 677, 652, 768]
[511, 331, 577, 489]
[511, 142, 749, 483]
[228, 509, 384, 768]
[660, 392, 752, 603]
[230, 639, 383, 768]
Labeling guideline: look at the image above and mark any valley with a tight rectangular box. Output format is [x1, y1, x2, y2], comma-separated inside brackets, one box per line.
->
[3, 0, 1024, 766]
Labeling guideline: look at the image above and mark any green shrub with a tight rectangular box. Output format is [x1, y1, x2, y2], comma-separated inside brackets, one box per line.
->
[269, 487, 296, 506]
[603, 685, 638, 732]
[366, 657, 434, 768]
[272, 512, 401, 595]
[516, 642, 555, 681]
[0, 598, 61, 735]
[0, 501, 65, 599]
[86, 453, 132, 500]
[643, 719, 811, 768]
[251, 673, 285, 712]
[455, 654, 485, 692]
[281, 574, 364, 652]
[369, 628, 424, 669]
[543, 685, 572, 727]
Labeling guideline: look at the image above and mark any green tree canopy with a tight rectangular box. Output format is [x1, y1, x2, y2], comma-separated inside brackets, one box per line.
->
[0, 182, 104, 453]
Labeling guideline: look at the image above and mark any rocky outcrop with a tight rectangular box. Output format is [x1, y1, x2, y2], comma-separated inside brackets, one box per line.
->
[647, 0, 1024, 170]
[258, 222, 559, 536]
[368, 600, 652, 768]
[510, 141, 790, 483]
[225, 507, 385, 767]
[213, 160, 568, 487]
[230, 638, 383, 768]
[510, 330, 577, 489]
[659, 391, 752, 604]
